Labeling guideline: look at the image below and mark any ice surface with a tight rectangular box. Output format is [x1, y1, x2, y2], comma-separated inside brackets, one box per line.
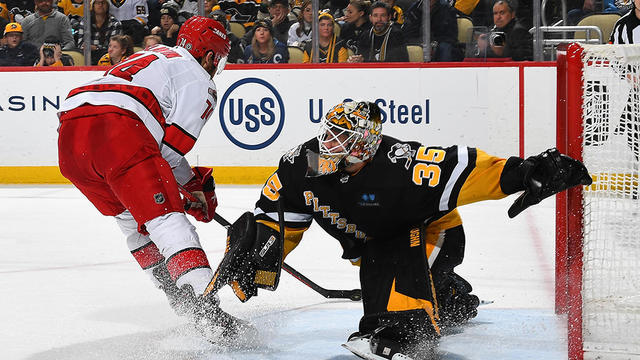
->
[0, 185, 566, 360]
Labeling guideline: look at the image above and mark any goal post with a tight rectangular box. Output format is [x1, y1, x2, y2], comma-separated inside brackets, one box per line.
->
[557, 43, 640, 360]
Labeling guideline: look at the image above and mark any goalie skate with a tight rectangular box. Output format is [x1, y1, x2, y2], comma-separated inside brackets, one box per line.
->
[343, 334, 413, 360]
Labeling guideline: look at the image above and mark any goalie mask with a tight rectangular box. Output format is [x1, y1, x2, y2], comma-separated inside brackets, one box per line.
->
[308, 101, 382, 176]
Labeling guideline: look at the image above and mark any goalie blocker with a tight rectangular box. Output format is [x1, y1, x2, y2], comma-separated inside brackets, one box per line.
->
[205, 211, 284, 301]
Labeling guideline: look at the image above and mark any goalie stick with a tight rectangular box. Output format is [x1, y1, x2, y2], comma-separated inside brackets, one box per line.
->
[212, 212, 362, 302]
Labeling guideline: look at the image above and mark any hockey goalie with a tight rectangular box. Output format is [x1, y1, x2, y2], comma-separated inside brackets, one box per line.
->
[207, 100, 592, 359]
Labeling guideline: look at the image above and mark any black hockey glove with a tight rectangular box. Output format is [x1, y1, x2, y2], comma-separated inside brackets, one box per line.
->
[210, 212, 284, 302]
[507, 148, 592, 218]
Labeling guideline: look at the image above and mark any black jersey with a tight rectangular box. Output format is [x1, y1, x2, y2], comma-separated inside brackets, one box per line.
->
[610, 10, 640, 44]
[255, 135, 508, 260]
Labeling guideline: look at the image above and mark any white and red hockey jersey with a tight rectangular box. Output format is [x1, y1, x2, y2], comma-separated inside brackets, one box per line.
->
[108, 0, 148, 24]
[58, 45, 218, 185]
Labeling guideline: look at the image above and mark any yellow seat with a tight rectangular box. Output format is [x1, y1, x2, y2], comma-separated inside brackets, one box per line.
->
[229, 22, 247, 38]
[133, 46, 143, 53]
[406, 45, 423, 62]
[457, 16, 474, 44]
[575, 13, 621, 43]
[288, 46, 304, 63]
[62, 50, 84, 66]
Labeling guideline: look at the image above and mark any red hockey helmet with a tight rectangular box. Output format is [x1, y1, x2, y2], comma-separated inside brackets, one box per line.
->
[177, 16, 231, 74]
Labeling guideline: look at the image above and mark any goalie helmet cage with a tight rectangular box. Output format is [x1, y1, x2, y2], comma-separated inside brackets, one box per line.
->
[557, 43, 640, 360]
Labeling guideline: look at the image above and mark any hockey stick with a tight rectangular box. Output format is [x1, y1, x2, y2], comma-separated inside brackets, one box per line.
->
[212, 212, 362, 302]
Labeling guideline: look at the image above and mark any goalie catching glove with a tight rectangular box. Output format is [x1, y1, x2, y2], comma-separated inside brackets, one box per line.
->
[207, 212, 284, 302]
[181, 166, 218, 223]
[502, 148, 592, 218]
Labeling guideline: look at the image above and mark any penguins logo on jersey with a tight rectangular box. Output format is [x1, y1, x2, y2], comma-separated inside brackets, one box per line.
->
[387, 143, 416, 169]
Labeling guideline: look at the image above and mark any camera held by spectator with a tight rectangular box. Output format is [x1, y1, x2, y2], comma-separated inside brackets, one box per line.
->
[36, 38, 74, 66]
[489, 31, 505, 47]
[42, 42, 56, 58]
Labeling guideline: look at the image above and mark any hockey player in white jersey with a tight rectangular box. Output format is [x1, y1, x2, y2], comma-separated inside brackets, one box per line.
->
[57, 16, 251, 341]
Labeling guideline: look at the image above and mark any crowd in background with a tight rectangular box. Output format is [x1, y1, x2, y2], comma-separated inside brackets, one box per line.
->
[0, 0, 637, 66]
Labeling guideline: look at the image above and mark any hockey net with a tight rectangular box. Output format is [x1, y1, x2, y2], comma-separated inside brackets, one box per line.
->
[557, 43, 640, 360]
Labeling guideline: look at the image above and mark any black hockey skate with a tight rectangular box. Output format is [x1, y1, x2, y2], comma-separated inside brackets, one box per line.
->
[182, 285, 259, 348]
[343, 311, 439, 360]
[343, 329, 438, 360]
[152, 264, 195, 316]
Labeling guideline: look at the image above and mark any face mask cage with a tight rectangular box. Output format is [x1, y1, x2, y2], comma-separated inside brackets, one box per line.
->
[317, 120, 362, 161]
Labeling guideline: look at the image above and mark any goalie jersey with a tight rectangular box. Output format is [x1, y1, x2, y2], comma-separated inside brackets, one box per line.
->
[255, 136, 509, 261]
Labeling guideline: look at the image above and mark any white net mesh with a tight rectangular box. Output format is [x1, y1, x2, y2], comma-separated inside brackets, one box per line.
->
[580, 44, 640, 357]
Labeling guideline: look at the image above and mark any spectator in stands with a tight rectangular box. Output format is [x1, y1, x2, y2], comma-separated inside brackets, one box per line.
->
[475, 0, 532, 60]
[0, 2, 10, 24]
[21, 0, 74, 50]
[75, 0, 122, 65]
[0, 16, 9, 42]
[348, 1, 407, 62]
[57, 0, 84, 17]
[402, 0, 462, 61]
[325, 0, 349, 19]
[267, 0, 291, 43]
[213, 0, 261, 29]
[338, 0, 371, 55]
[2, 0, 35, 22]
[287, 0, 312, 48]
[243, 18, 289, 63]
[381, 0, 403, 25]
[97, 33, 133, 65]
[150, 5, 180, 46]
[107, 0, 149, 45]
[567, 0, 627, 26]
[35, 37, 74, 65]
[204, 0, 217, 16]
[241, 0, 291, 45]
[303, 11, 347, 62]
[142, 34, 161, 48]
[211, 9, 244, 63]
[0, 21, 39, 65]
[610, 0, 640, 43]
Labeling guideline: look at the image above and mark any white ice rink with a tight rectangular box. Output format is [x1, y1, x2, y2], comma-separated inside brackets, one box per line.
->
[0, 185, 567, 360]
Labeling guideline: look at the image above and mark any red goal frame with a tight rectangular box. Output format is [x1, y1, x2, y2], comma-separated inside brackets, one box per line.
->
[556, 42, 588, 360]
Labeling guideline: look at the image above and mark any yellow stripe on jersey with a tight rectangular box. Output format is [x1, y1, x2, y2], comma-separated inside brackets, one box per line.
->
[387, 279, 441, 335]
[255, 219, 309, 260]
[424, 209, 462, 261]
[457, 149, 508, 206]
